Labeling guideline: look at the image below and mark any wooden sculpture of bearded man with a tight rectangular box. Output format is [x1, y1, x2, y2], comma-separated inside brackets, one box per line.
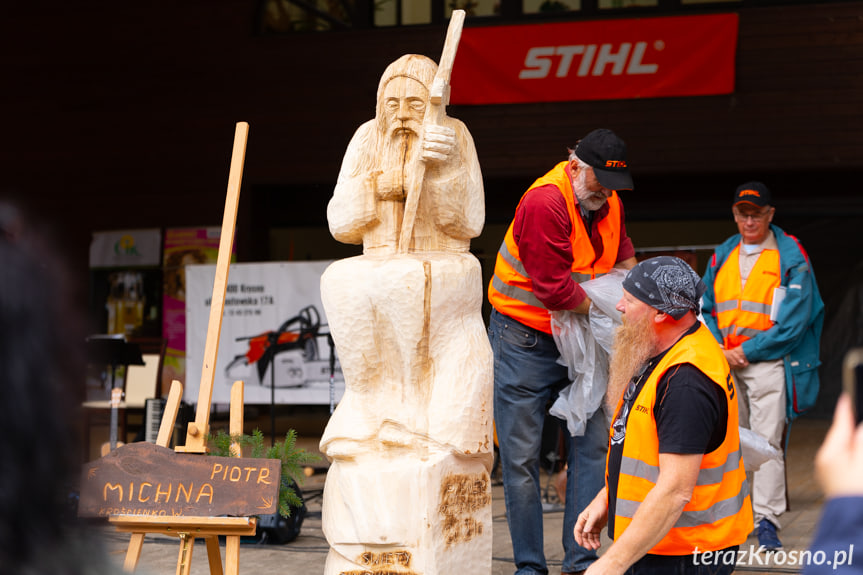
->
[319, 53, 493, 575]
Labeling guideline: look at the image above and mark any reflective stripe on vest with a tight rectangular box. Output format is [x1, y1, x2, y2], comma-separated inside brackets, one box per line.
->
[493, 241, 601, 306]
[609, 324, 753, 554]
[616, 480, 751, 529]
[490, 274, 544, 309]
[487, 161, 621, 334]
[713, 245, 781, 349]
[498, 240, 527, 276]
[619, 447, 743, 487]
[720, 326, 763, 340]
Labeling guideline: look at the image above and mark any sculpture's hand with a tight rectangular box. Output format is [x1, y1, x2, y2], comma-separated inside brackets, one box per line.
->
[375, 169, 406, 201]
[421, 124, 456, 163]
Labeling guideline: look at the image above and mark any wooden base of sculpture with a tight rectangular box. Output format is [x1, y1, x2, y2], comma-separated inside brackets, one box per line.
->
[319, 253, 493, 575]
[322, 454, 491, 575]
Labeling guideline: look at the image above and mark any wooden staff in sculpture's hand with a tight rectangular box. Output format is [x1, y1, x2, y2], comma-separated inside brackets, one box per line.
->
[397, 10, 465, 254]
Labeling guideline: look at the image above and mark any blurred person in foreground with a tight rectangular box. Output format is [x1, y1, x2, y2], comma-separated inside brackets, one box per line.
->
[0, 202, 119, 574]
[701, 182, 824, 552]
[575, 256, 752, 575]
[802, 393, 863, 574]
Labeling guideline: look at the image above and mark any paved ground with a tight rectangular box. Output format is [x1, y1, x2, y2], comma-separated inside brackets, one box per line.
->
[95, 417, 831, 574]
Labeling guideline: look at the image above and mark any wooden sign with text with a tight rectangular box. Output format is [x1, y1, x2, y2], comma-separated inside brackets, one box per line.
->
[78, 442, 280, 518]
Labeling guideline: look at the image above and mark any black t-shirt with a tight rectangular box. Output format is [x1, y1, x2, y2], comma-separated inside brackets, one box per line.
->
[606, 323, 728, 540]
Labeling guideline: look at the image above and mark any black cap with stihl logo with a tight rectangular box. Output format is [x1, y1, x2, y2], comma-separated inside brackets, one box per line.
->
[574, 128, 633, 191]
[733, 181, 772, 208]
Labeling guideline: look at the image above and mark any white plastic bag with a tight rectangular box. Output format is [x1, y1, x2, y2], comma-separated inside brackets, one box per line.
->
[550, 270, 627, 436]
[739, 426, 783, 471]
[585, 269, 627, 354]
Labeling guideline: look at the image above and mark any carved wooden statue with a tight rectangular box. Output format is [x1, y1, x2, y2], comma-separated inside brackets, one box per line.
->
[319, 34, 494, 575]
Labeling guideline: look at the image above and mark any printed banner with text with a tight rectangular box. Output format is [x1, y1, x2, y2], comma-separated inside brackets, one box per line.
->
[185, 261, 344, 406]
[450, 13, 738, 105]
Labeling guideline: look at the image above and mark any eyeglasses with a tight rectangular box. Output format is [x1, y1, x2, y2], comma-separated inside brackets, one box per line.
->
[733, 208, 771, 222]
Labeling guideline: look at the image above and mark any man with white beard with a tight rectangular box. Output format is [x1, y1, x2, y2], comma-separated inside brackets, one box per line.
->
[488, 128, 637, 575]
[575, 256, 753, 575]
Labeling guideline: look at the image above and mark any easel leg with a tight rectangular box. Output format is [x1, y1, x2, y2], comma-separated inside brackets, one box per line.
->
[123, 533, 145, 572]
[205, 535, 224, 575]
[176, 533, 195, 575]
[225, 381, 243, 575]
[225, 535, 240, 575]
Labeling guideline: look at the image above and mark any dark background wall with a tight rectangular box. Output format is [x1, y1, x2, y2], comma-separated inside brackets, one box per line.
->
[2, 1, 862, 417]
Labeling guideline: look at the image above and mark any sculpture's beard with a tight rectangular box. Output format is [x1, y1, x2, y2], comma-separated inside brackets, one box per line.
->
[606, 312, 657, 412]
[384, 122, 420, 167]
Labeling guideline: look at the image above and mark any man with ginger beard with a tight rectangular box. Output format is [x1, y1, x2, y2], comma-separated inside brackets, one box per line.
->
[575, 257, 752, 575]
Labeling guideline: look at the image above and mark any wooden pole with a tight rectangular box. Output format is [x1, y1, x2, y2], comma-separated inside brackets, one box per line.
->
[178, 122, 249, 453]
[398, 10, 465, 254]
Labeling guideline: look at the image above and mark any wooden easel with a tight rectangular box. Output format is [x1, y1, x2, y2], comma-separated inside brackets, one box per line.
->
[107, 121, 262, 575]
[111, 381, 255, 575]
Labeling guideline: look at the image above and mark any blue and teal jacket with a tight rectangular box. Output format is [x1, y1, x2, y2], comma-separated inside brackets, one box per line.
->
[702, 224, 825, 420]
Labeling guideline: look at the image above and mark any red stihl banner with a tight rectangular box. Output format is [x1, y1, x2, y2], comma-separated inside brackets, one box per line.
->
[449, 13, 738, 105]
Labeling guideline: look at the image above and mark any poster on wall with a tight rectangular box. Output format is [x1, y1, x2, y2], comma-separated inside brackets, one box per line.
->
[161, 227, 227, 396]
[185, 261, 344, 406]
[89, 229, 163, 339]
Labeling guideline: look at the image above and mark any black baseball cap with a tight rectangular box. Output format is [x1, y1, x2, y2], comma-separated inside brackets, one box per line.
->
[574, 129, 633, 191]
[733, 181, 772, 208]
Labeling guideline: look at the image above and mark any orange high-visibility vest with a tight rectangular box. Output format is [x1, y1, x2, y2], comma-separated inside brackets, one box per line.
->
[609, 324, 752, 554]
[488, 162, 621, 334]
[713, 245, 781, 349]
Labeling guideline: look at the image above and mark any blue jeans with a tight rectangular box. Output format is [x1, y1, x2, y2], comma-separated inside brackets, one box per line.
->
[489, 309, 609, 574]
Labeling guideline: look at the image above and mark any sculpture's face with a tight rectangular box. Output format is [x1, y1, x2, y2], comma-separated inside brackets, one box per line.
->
[382, 76, 428, 138]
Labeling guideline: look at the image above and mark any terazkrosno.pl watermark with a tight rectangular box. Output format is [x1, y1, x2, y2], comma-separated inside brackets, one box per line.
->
[693, 545, 855, 570]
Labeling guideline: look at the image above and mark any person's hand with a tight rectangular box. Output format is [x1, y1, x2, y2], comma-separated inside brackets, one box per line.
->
[573, 295, 592, 315]
[574, 493, 608, 551]
[421, 124, 456, 162]
[723, 346, 749, 370]
[815, 393, 863, 497]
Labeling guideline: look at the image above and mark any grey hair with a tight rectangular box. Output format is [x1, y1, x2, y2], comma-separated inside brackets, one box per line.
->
[567, 148, 591, 170]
